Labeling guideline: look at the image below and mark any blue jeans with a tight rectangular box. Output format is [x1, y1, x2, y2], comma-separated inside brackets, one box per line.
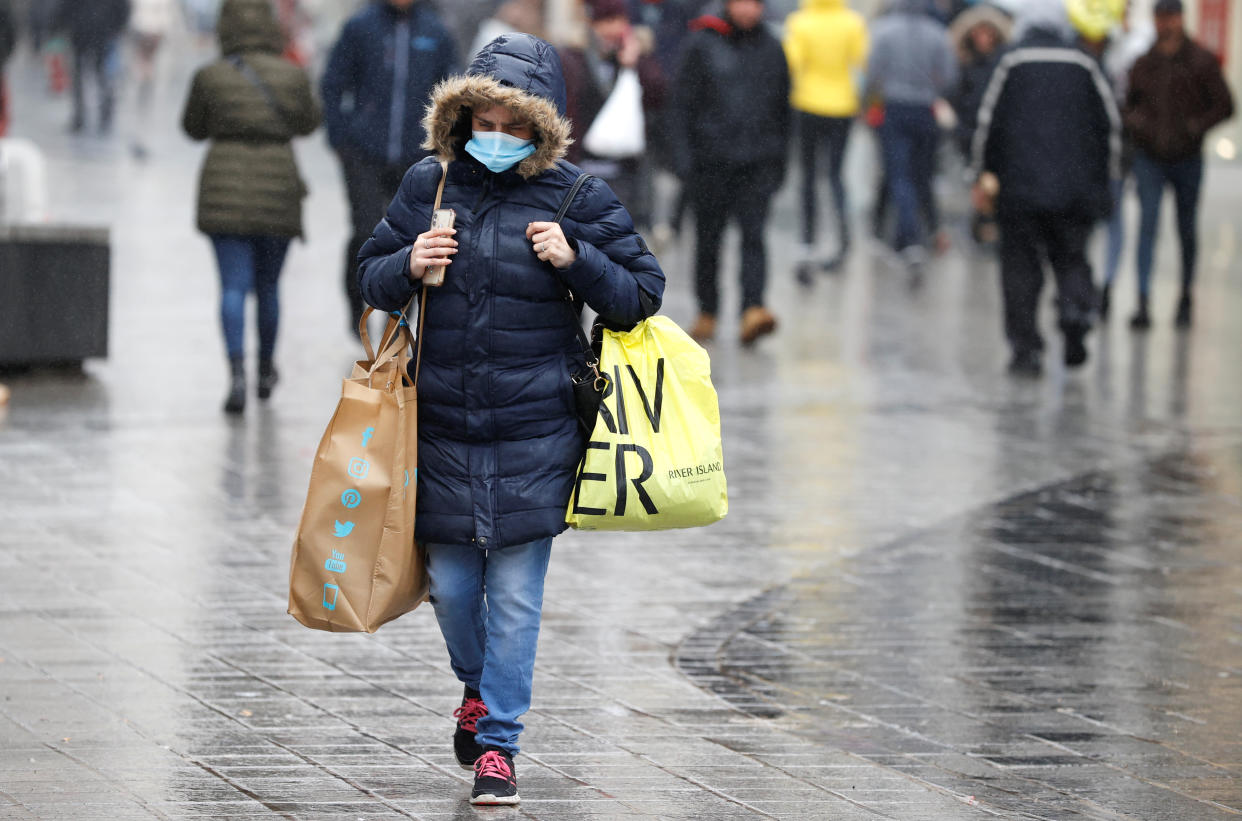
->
[879, 102, 940, 252]
[425, 538, 553, 756]
[1133, 150, 1203, 297]
[209, 235, 290, 361]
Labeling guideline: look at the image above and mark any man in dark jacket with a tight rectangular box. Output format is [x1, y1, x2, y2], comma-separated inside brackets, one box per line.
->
[673, 0, 790, 346]
[321, 0, 457, 332]
[52, 0, 131, 133]
[970, 5, 1119, 376]
[559, 0, 666, 230]
[1123, 0, 1233, 329]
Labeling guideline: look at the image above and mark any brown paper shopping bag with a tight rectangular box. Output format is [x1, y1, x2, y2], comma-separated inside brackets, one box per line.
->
[288, 310, 426, 632]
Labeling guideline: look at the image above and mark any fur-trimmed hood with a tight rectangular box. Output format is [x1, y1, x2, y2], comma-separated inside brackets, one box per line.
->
[422, 33, 573, 178]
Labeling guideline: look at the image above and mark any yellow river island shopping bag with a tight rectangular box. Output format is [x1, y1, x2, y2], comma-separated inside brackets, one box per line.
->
[566, 316, 728, 531]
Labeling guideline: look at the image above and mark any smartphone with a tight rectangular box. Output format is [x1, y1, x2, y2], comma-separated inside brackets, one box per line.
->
[422, 208, 456, 287]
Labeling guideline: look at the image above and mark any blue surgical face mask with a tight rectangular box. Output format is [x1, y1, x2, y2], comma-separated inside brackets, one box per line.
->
[465, 130, 536, 173]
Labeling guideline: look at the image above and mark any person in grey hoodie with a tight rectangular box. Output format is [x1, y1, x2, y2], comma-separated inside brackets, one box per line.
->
[865, 0, 957, 276]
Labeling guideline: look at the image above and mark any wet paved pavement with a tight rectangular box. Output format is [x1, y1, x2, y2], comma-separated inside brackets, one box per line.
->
[2, 30, 1242, 820]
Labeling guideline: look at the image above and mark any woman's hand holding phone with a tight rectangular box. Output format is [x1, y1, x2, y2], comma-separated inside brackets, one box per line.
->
[410, 213, 457, 285]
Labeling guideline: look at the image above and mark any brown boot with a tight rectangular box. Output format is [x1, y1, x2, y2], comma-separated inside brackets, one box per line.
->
[739, 306, 777, 346]
[689, 313, 717, 343]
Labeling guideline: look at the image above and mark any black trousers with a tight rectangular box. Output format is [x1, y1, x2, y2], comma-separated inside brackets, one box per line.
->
[798, 111, 853, 249]
[688, 162, 779, 316]
[997, 209, 1096, 355]
[340, 153, 410, 328]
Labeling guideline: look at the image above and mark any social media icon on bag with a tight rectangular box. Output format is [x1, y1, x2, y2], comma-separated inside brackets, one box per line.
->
[348, 457, 370, 480]
[341, 489, 361, 509]
[361, 427, 375, 448]
[333, 520, 355, 538]
[325, 549, 348, 573]
[323, 583, 340, 610]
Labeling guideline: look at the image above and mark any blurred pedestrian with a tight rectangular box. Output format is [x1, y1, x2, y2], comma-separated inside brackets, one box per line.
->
[129, 0, 176, 159]
[632, 0, 699, 245]
[357, 33, 664, 805]
[673, 0, 790, 345]
[180, 0, 220, 39]
[182, 0, 321, 413]
[469, 0, 542, 61]
[0, 1, 12, 71]
[0, 0, 14, 136]
[321, 0, 458, 333]
[785, 0, 868, 280]
[636, 0, 697, 79]
[970, 0, 1118, 376]
[560, 0, 666, 230]
[947, 4, 1010, 158]
[274, 0, 313, 67]
[947, 4, 1010, 245]
[865, 0, 957, 279]
[1095, 0, 1152, 319]
[53, 0, 132, 134]
[1123, 0, 1234, 329]
[27, 0, 49, 52]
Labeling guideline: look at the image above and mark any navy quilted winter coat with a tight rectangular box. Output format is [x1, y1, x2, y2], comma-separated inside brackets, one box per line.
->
[358, 34, 666, 550]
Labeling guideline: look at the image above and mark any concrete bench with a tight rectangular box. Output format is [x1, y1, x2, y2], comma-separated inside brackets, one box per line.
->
[0, 223, 110, 367]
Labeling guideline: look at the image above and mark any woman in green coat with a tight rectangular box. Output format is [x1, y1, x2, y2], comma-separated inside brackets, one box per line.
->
[182, 0, 320, 413]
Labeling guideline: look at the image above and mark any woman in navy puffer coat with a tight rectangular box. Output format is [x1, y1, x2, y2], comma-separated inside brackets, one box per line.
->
[357, 34, 664, 806]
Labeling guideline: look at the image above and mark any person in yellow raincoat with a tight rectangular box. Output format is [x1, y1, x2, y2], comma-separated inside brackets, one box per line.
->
[784, 0, 868, 277]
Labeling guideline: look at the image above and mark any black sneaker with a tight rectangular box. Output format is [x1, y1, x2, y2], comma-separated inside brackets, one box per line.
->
[470, 748, 518, 805]
[1174, 293, 1192, 328]
[1063, 327, 1088, 368]
[1008, 349, 1043, 377]
[1099, 284, 1111, 320]
[452, 691, 487, 769]
[1130, 303, 1151, 330]
[257, 360, 279, 400]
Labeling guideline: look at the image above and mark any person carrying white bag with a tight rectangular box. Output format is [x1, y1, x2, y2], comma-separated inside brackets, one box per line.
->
[559, 0, 666, 230]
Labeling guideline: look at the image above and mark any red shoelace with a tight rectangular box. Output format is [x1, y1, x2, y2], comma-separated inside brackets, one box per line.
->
[453, 698, 488, 733]
[474, 750, 512, 781]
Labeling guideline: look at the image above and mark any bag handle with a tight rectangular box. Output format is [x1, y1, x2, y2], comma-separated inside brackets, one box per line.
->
[555, 172, 594, 224]
[413, 161, 449, 387]
[358, 306, 402, 363]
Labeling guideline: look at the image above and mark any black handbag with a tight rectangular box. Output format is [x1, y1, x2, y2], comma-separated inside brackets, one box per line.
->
[555, 173, 610, 434]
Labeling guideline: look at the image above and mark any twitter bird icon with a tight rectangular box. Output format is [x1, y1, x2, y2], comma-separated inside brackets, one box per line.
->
[333, 520, 355, 538]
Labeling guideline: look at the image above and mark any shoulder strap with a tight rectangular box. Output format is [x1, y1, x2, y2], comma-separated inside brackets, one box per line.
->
[555, 172, 594, 224]
[555, 174, 598, 359]
[228, 55, 294, 132]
